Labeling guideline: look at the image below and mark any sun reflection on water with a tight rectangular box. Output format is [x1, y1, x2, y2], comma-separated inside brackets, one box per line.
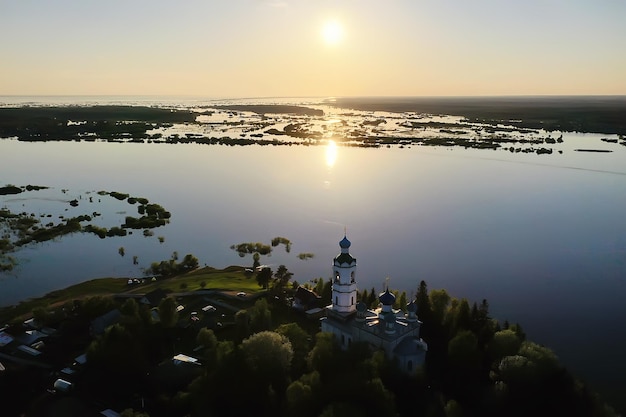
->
[325, 139, 338, 168]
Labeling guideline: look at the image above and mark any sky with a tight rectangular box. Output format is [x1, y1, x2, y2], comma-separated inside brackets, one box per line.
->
[1, 0, 625, 97]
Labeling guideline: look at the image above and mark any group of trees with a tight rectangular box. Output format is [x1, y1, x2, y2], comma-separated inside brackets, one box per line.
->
[146, 252, 199, 277]
[39, 276, 616, 417]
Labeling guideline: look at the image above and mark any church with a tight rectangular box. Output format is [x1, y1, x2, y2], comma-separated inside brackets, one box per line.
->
[320, 235, 428, 374]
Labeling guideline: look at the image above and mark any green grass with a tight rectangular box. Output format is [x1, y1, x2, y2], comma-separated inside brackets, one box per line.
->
[0, 278, 128, 323]
[0, 265, 259, 324]
[133, 265, 261, 294]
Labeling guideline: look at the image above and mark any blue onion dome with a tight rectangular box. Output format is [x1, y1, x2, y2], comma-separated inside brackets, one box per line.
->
[339, 235, 351, 249]
[407, 300, 417, 313]
[356, 301, 367, 312]
[379, 288, 396, 306]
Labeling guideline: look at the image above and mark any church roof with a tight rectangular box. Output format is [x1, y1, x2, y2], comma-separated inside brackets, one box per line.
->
[339, 235, 351, 249]
[393, 336, 428, 356]
[407, 300, 417, 313]
[379, 289, 396, 305]
[334, 252, 356, 265]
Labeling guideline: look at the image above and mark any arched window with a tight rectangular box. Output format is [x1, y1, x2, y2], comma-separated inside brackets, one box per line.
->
[335, 296, 338, 305]
[351, 296, 354, 305]
[351, 271, 355, 283]
[341, 334, 345, 346]
[335, 273, 340, 283]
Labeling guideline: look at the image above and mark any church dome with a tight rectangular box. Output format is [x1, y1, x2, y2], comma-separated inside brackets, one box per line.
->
[379, 289, 396, 306]
[339, 235, 351, 249]
[407, 300, 417, 313]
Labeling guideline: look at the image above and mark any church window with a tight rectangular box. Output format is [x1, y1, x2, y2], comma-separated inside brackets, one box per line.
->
[341, 334, 345, 346]
[335, 296, 338, 305]
[351, 271, 355, 283]
[407, 360, 413, 371]
[335, 273, 340, 283]
[351, 296, 354, 305]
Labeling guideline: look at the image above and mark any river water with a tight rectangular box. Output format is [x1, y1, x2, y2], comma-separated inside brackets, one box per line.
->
[1, 98, 625, 403]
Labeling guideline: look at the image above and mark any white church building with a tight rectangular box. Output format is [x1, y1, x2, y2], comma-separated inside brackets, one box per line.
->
[320, 235, 428, 374]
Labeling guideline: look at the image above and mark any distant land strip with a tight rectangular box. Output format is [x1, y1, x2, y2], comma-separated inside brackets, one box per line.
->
[330, 96, 626, 135]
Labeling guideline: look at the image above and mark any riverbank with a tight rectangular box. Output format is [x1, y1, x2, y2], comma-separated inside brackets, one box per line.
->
[0, 266, 259, 324]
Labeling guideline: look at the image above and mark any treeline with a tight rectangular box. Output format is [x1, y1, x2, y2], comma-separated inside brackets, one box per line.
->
[76, 281, 616, 417]
[0, 106, 196, 141]
[145, 252, 199, 277]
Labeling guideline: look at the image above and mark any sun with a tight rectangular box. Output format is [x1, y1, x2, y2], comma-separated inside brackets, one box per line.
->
[321, 20, 344, 46]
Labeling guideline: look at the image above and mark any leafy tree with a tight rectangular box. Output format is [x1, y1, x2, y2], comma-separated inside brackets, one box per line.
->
[489, 329, 522, 362]
[272, 264, 293, 299]
[256, 266, 273, 289]
[429, 289, 451, 325]
[453, 298, 472, 333]
[158, 297, 178, 328]
[120, 298, 139, 318]
[448, 330, 480, 371]
[180, 253, 199, 271]
[285, 380, 314, 417]
[321, 279, 333, 305]
[240, 331, 293, 395]
[249, 298, 272, 332]
[307, 332, 339, 378]
[197, 327, 217, 350]
[276, 322, 310, 377]
[32, 307, 50, 326]
[234, 309, 250, 341]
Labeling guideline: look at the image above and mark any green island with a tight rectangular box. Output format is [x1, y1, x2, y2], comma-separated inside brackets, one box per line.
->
[0, 185, 171, 271]
[0, 259, 618, 417]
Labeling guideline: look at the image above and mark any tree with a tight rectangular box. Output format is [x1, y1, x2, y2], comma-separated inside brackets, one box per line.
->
[489, 329, 522, 362]
[240, 331, 293, 393]
[120, 298, 139, 318]
[285, 380, 314, 417]
[197, 327, 217, 350]
[180, 253, 199, 271]
[249, 298, 272, 332]
[234, 309, 250, 341]
[368, 287, 377, 308]
[448, 330, 479, 371]
[429, 288, 450, 325]
[276, 322, 310, 377]
[158, 297, 178, 328]
[416, 280, 432, 323]
[307, 332, 339, 377]
[272, 264, 293, 299]
[256, 267, 272, 289]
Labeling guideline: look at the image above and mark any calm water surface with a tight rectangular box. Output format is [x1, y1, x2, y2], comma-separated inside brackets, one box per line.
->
[1, 135, 626, 397]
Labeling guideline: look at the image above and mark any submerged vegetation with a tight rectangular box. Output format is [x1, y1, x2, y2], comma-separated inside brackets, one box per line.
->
[0, 100, 624, 153]
[0, 185, 171, 271]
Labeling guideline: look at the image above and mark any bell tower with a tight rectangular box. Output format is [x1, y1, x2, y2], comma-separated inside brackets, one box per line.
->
[331, 235, 358, 314]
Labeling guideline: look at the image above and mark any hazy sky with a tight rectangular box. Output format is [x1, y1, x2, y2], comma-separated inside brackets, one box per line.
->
[1, 0, 625, 97]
